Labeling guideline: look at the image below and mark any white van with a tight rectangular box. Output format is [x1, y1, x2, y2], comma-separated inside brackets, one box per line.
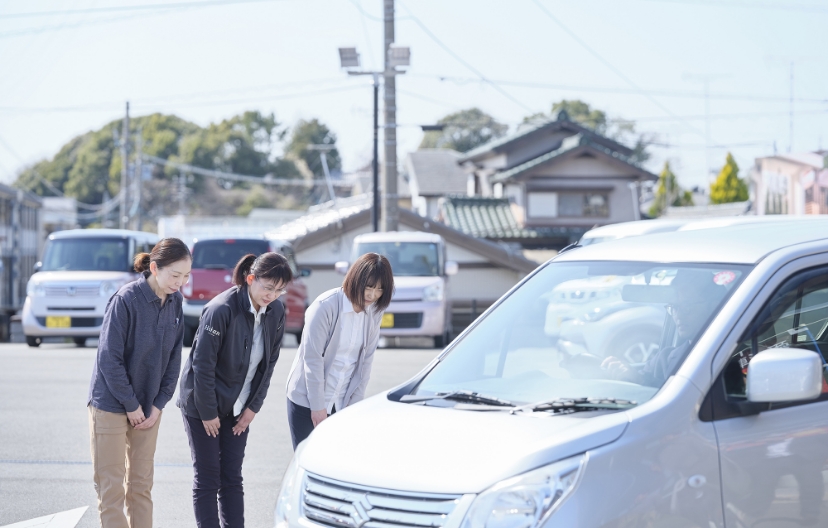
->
[336, 232, 458, 347]
[276, 217, 828, 527]
[22, 229, 159, 347]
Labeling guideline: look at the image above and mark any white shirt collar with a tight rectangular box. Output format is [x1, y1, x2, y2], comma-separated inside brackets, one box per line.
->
[342, 292, 357, 314]
[248, 292, 267, 322]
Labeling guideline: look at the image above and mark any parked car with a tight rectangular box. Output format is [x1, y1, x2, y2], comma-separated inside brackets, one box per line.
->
[275, 216, 828, 528]
[336, 231, 458, 348]
[22, 229, 159, 347]
[182, 237, 310, 346]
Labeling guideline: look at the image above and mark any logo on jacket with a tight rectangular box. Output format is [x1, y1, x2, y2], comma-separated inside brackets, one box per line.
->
[205, 325, 221, 337]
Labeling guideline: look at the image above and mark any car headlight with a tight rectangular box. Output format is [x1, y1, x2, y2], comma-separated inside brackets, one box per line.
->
[423, 282, 444, 302]
[100, 280, 122, 297]
[461, 454, 585, 528]
[274, 444, 306, 528]
[26, 281, 45, 297]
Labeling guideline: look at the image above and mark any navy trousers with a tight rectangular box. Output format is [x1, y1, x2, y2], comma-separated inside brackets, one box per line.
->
[287, 399, 335, 450]
[182, 412, 249, 528]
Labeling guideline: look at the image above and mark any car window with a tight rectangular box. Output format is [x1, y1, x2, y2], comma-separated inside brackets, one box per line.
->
[723, 266, 828, 399]
[41, 237, 131, 272]
[192, 240, 269, 270]
[355, 241, 440, 276]
[413, 261, 748, 407]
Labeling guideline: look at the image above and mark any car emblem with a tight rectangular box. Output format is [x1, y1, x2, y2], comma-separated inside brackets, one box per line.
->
[66, 286, 76, 296]
[350, 494, 372, 528]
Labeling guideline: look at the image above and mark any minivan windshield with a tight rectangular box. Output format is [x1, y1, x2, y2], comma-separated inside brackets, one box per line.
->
[192, 240, 269, 270]
[41, 237, 131, 272]
[355, 242, 439, 276]
[413, 261, 750, 408]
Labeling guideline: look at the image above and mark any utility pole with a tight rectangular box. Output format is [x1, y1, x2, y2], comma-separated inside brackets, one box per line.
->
[382, 0, 399, 232]
[119, 102, 130, 229]
[306, 144, 338, 206]
[372, 72, 380, 232]
[132, 127, 143, 231]
[684, 73, 727, 185]
[789, 61, 794, 153]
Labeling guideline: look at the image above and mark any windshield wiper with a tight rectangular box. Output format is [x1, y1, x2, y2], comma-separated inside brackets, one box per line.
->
[204, 264, 229, 270]
[510, 397, 637, 415]
[401, 390, 515, 407]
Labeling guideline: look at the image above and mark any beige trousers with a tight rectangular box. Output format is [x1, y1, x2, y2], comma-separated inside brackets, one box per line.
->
[88, 406, 161, 528]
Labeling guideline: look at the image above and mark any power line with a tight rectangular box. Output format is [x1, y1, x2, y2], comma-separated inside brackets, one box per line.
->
[396, 0, 535, 113]
[642, 0, 828, 14]
[0, 0, 284, 19]
[415, 73, 828, 104]
[530, 0, 706, 141]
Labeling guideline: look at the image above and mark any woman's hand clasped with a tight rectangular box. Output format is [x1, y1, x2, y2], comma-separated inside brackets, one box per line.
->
[134, 406, 161, 430]
[311, 409, 327, 428]
[232, 409, 256, 436]
[126, 408, 146, 427]
[202, 417, 221, 437]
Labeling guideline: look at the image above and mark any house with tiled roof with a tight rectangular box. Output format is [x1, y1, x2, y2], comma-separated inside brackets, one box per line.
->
[457, 110, 658, 246]
[405, 149, 468, 219]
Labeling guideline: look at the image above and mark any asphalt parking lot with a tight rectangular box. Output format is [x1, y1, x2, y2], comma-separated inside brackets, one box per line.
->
[0, 338, 441, 528]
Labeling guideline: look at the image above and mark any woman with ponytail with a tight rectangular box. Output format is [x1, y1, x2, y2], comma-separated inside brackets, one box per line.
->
[87, 237, 192, 528]
[177, 252, 292, 528]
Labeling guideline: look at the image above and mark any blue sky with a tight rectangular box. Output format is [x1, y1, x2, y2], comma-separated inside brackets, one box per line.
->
[0, 0, 826, 192]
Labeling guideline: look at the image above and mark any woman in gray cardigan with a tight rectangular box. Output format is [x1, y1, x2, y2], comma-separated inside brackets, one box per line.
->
[286, 253, 394, 449]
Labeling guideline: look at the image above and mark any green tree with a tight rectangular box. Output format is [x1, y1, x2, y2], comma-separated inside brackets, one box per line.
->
[710, 152, 748, 204]
[236, 184, 273, 216]
[551, 100, 608, 133]
[419, 108, 508, 153]
[285, 119, 341, 178]
[649, 161, 693, 217]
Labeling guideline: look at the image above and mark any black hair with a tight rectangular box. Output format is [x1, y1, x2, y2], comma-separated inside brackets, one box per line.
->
[232, 252, 293, 288]
[134, 238, 191, 273]
[342, 253, 394, 312]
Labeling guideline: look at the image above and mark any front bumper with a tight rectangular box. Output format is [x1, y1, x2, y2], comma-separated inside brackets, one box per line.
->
[21, 296, 106, 338]
[380, 300, 447, 337]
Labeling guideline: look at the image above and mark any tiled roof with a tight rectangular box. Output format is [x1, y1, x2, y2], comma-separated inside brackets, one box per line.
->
[439, 195, 580, 241]
[264, 194, 371, 242]
[491, 133, 652, 182]
[406, 149, 467, 196]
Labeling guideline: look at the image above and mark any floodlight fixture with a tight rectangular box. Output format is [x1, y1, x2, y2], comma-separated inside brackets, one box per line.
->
[338, 47, 361, 69]
[388, 46, 410, 68]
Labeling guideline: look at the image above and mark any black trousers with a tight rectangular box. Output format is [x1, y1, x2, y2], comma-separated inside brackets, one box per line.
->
[182, 412, 250, 528]
[287, 399, 335, 450]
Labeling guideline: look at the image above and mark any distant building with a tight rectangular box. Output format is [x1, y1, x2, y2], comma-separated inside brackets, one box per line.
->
[402, 111, 657, 248]
[750, 151, 828, 215]
[41, 197, 78, 234]
[406, 149, 468, 219]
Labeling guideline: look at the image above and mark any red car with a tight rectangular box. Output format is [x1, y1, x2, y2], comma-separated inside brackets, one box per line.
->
[181, 237, 311, 346]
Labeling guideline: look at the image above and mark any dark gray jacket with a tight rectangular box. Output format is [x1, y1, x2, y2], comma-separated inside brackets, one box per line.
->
[177, 284, 285, 421]
[88, 272, 184, 417]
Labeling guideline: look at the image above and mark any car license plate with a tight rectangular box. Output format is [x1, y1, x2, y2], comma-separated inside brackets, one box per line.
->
[46, 316, 71, 328]
[381, 313, 394, 328]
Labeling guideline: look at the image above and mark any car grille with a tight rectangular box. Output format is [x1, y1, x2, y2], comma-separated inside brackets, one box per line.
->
[302, 473, 460, 528]
[44, 285, 99, 297]
[389, 312, 423, 329]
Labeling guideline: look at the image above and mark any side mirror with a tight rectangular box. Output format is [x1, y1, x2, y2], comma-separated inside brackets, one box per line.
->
[335, 261, 350, 275]
[33, 261, 42, 273]
[747, 348, 824, 403]
[445, 261, 459, 276]
[299, 267, 312, 278]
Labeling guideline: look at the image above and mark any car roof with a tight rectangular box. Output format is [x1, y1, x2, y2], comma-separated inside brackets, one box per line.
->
[354, 231, 443, 243]
[580, 218, 690, 240]
[192, 236, 292, 247]
[557, 217, 828, 265]
[49, 229, 158, 240]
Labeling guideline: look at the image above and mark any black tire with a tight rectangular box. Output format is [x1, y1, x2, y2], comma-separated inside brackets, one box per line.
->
[26, 336, 41, 348]
[183, 323, 196, 347]
[73, 337, 87, 347]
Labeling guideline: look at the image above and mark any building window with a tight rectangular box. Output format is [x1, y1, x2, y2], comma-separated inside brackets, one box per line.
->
[527, 192, 558, 217]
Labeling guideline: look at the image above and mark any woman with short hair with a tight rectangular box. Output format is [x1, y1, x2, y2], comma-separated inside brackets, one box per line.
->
[286, 252, 394, 449]
[178, 251, 292, 528]
[87, 237, 192, 528]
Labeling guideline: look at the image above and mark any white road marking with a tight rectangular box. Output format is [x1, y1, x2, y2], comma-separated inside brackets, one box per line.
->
[0, 507, 88, 528]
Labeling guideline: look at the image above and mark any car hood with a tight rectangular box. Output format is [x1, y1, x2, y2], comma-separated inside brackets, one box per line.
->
[299, 393, 629, 494]
[30, 271, 134, 284]
[391, 276, 442, 302]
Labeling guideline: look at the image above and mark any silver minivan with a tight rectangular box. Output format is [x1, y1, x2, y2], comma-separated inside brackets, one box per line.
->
[276, 217, 828, 527]
[22, 229, 159, 347]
